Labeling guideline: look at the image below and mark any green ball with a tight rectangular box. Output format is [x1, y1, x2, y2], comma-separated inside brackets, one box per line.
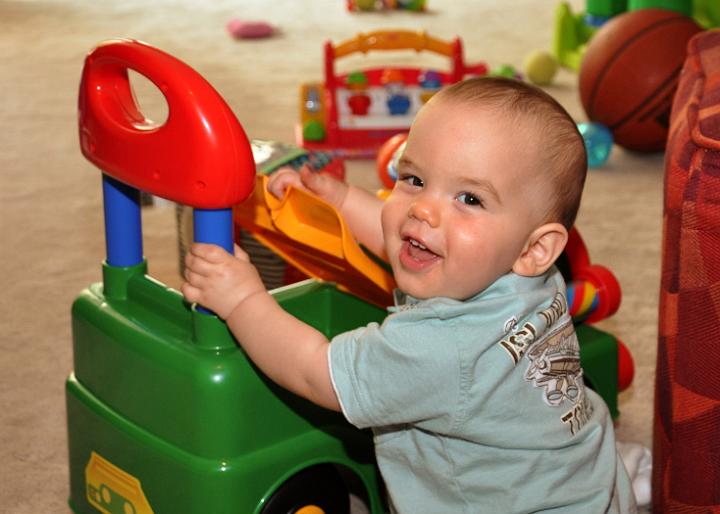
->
[523, 50, 559, 86]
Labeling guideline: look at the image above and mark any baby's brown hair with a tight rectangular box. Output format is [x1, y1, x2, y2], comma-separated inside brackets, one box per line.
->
[431, 76, 587, 230]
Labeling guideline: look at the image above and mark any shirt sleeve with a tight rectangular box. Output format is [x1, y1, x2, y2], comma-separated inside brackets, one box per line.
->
[328, 315, 462, 431]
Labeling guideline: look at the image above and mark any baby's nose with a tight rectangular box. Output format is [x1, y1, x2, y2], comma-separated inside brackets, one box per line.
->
[408, 198, 439, 227]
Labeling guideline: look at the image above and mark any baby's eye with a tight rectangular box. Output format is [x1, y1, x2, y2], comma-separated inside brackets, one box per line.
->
[457, 192, 485, 207]
[399, 174, 423, 188]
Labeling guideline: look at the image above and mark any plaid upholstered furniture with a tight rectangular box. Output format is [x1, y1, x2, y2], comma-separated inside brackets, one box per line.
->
[655, 29, 720, 512]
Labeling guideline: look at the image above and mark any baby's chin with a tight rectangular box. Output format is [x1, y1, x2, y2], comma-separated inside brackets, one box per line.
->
[393, 276, 430, 300]
[390, 259, 477, 300]
[396, 277, 485, 301]
[395, 278, 458, 301]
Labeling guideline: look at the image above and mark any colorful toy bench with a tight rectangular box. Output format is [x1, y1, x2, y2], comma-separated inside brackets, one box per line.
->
[67, 39, 631, 514]
[297, 29, 487, 158]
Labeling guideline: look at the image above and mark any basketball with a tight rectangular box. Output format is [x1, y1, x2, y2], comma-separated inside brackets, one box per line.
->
[579, 9, 701, 152]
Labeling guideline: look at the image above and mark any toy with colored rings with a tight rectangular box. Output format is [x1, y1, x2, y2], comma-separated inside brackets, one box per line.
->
[376, 133, 408, 189]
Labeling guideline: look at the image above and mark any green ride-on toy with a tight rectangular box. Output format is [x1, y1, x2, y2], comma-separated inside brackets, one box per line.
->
[67, 39, 630, 514]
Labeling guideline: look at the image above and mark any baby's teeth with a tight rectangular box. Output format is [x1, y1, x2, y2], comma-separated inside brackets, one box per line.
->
[410, 239, 427, 250]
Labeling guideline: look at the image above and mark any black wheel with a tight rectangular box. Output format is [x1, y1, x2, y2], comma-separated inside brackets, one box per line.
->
[261, 464, 350, 514]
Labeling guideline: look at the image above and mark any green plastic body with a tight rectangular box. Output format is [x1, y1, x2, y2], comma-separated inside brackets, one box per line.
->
[67, 263, 386, 514]
[67, 262, 619, 513]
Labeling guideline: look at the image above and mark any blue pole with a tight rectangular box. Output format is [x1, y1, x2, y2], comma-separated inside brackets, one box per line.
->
[193, 208, 234, 315]
[193, 208, 234, 253]
[103, 175, 143, 267]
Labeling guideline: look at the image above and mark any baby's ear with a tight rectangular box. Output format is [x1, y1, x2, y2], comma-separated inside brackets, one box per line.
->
[512, 223, 568, 277]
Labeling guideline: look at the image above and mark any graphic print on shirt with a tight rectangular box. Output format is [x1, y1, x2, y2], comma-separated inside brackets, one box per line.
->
[560, 388, 594, 435]
[499, 320, 537, 364]
[523, 292, 593, 434]
[525, 320, 582, 406]
[498, 291, 567, 365]
[537, 292, 566, 327]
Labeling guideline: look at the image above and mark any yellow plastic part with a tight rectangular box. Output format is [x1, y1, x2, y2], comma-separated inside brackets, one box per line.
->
[234, 175, 396, 307]
[85, 451, 155, 514]
[333, 29, 454, 58]
[295, 507, 326, 514]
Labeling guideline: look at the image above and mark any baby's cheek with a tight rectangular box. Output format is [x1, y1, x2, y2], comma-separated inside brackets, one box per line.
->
[379, 203, 393, 235]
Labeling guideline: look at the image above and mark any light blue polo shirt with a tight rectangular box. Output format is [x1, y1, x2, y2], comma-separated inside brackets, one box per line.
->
[329, 269, 636, 514]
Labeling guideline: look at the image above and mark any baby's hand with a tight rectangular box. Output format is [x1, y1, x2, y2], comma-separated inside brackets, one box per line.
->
[267, 165, 349, 210]
[266, 166, 305, 199]
[181, 243, 265, 320]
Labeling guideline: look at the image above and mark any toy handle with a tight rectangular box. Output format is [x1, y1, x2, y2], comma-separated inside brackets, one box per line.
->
[334, 30, 456, 57]
[79, 39, 255, 209]
[79, 40, 255, 270]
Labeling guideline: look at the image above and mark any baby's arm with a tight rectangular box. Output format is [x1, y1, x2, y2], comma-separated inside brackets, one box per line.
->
[181, 243, 340, 411]
[268, 166, 387, 260]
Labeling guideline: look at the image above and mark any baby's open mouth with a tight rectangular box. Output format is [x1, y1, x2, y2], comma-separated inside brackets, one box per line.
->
[403, 237, 440, 264]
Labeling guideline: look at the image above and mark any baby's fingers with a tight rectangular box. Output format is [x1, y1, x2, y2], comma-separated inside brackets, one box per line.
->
[267, 167, 304, 199]
[190, 242, 232, 262]
[299, 166, 347, 209]
[180, 281, 201, 303]
[233, 243, 251, 262]
[183, 265, 205, 286]
[184, 250, 210, 277]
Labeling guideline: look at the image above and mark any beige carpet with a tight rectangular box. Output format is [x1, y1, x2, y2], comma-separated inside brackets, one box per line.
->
[1, 0, 661, 512]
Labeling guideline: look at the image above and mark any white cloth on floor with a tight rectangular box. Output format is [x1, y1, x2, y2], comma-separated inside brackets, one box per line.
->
[616, 441, 652, 507]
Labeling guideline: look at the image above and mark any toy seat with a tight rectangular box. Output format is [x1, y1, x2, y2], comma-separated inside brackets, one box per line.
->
[654, 29, 720, 512]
